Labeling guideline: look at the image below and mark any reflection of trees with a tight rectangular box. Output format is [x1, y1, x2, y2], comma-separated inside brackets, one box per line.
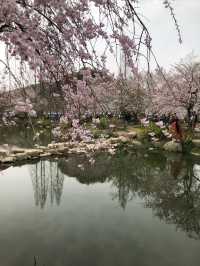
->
[29, 160, 64, 208]
[28, 151, 200, 239]
[58, 152, 167, 209]
[113, 153, 200, 240]
[145, 157, 200, 240]
[115, 154, 200, 240]
[58, 151, 200, 240]
[58, 155, 110, 184]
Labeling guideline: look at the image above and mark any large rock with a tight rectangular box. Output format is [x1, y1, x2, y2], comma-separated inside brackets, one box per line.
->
[0, 149, 9, 157]
[109, 137, 121, 144]
[192, 139, 200, 148]
[163, 141, 182, 152]
[118, 136, 129, 143]
[191, 150, 200, 157]
[48, 142, 73, 150]
[40, 152, 52, 158]
[24, 149, 42, 157]
[116, 131, 137, 140]
[12, 148, 25, 154]
[56, 146, 69, 154]
[131, 140, 142, 147]
[152, 141, 163, 148]
[127, 132, 137, 139]
[47, 149, 61, 155]
[15, 153, 29, 161]
[1, 156, 16, 163]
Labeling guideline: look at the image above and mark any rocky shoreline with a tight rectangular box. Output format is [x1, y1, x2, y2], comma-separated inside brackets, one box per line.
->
[1, 132, 200, 166]
[0, 134, 140, 164]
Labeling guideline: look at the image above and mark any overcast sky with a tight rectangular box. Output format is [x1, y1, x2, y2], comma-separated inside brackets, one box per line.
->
[0, 0, 200, 85]
[139, 0, 200, 69]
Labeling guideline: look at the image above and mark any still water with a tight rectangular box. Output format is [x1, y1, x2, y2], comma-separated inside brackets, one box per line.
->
[0, 125, 51, 148]
[1, 151, 200, 266]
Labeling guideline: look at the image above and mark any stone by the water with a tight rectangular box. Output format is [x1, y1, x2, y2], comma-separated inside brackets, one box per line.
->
[163, 141, 182, 153]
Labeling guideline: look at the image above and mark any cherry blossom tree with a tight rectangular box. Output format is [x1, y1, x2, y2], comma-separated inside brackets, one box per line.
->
[0, 0, 181, 80]
[150, 57, 200, 124]
[0, 0, 183, 139]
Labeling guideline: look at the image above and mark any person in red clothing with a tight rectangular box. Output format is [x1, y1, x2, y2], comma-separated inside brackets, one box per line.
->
[170, 113, 183, 141]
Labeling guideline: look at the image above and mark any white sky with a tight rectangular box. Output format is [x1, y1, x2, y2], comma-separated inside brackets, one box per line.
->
[139, 0, 200, 69]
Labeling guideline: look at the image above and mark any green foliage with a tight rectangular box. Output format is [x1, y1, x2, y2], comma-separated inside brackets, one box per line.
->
[147, 122, 164, 138]
[92, 128, 115, 139]
[184, 135, 193, 145]
[92, 129, 102, 139]
[36, 118, 51, 127]
[182, 130, 194, 152]
[137, 127, 148, 140]
[99, 117, 109, 129]
[139, 122, 164, 139]
[60, 121, 71, 131]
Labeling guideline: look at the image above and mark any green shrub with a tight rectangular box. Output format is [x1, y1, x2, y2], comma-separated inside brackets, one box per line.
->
[182, 130, 194, 152]
[140, 122, 164, 139]
[138, 127, 149, 140]
[99, 117, 109, 129]
[148, 122, 164, 138]
[92, 129, 102, 139]
[60, 121, 71, 131]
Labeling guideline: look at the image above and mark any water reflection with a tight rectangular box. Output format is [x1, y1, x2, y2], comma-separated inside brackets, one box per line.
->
[145, 157, 200, 240]
[29, 161, 64, 208]
[0, 125, 51, 148]
[28, 152, 200, 240]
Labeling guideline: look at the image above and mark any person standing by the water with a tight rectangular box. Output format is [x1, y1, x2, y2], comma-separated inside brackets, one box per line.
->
[170, 113, 183, 142]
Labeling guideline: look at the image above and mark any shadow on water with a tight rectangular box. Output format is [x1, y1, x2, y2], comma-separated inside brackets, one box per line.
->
[25, 150, 200, 240]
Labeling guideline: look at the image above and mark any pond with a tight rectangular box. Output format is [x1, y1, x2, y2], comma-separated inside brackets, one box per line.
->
[1, 151, 200, 266]
[0, 125, 52, 148]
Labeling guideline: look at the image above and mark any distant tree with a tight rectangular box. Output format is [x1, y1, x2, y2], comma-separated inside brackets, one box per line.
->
[150, 57, 200, 124]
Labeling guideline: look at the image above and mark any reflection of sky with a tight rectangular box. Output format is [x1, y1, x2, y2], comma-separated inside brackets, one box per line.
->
[0, 163, 200, 266]
[193, 164, 200, 180]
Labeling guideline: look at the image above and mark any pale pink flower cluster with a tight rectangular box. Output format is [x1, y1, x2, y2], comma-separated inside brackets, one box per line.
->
[0, 0, 154, 83]
[140, 118, 149, 127]
[155, 121, 165, 129]
[71, 119, 92, 142]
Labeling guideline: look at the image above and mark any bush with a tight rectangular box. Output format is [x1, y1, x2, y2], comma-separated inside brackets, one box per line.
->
[92, 129, 102, 139]
[99, 117, 109, 129]
[140, 122, 164, 139]
[148, 122, 164, 138]
[182, 130, 194, 152]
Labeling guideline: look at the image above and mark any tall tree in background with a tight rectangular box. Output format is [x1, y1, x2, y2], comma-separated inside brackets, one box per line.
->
[151, 56, 200, 124]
